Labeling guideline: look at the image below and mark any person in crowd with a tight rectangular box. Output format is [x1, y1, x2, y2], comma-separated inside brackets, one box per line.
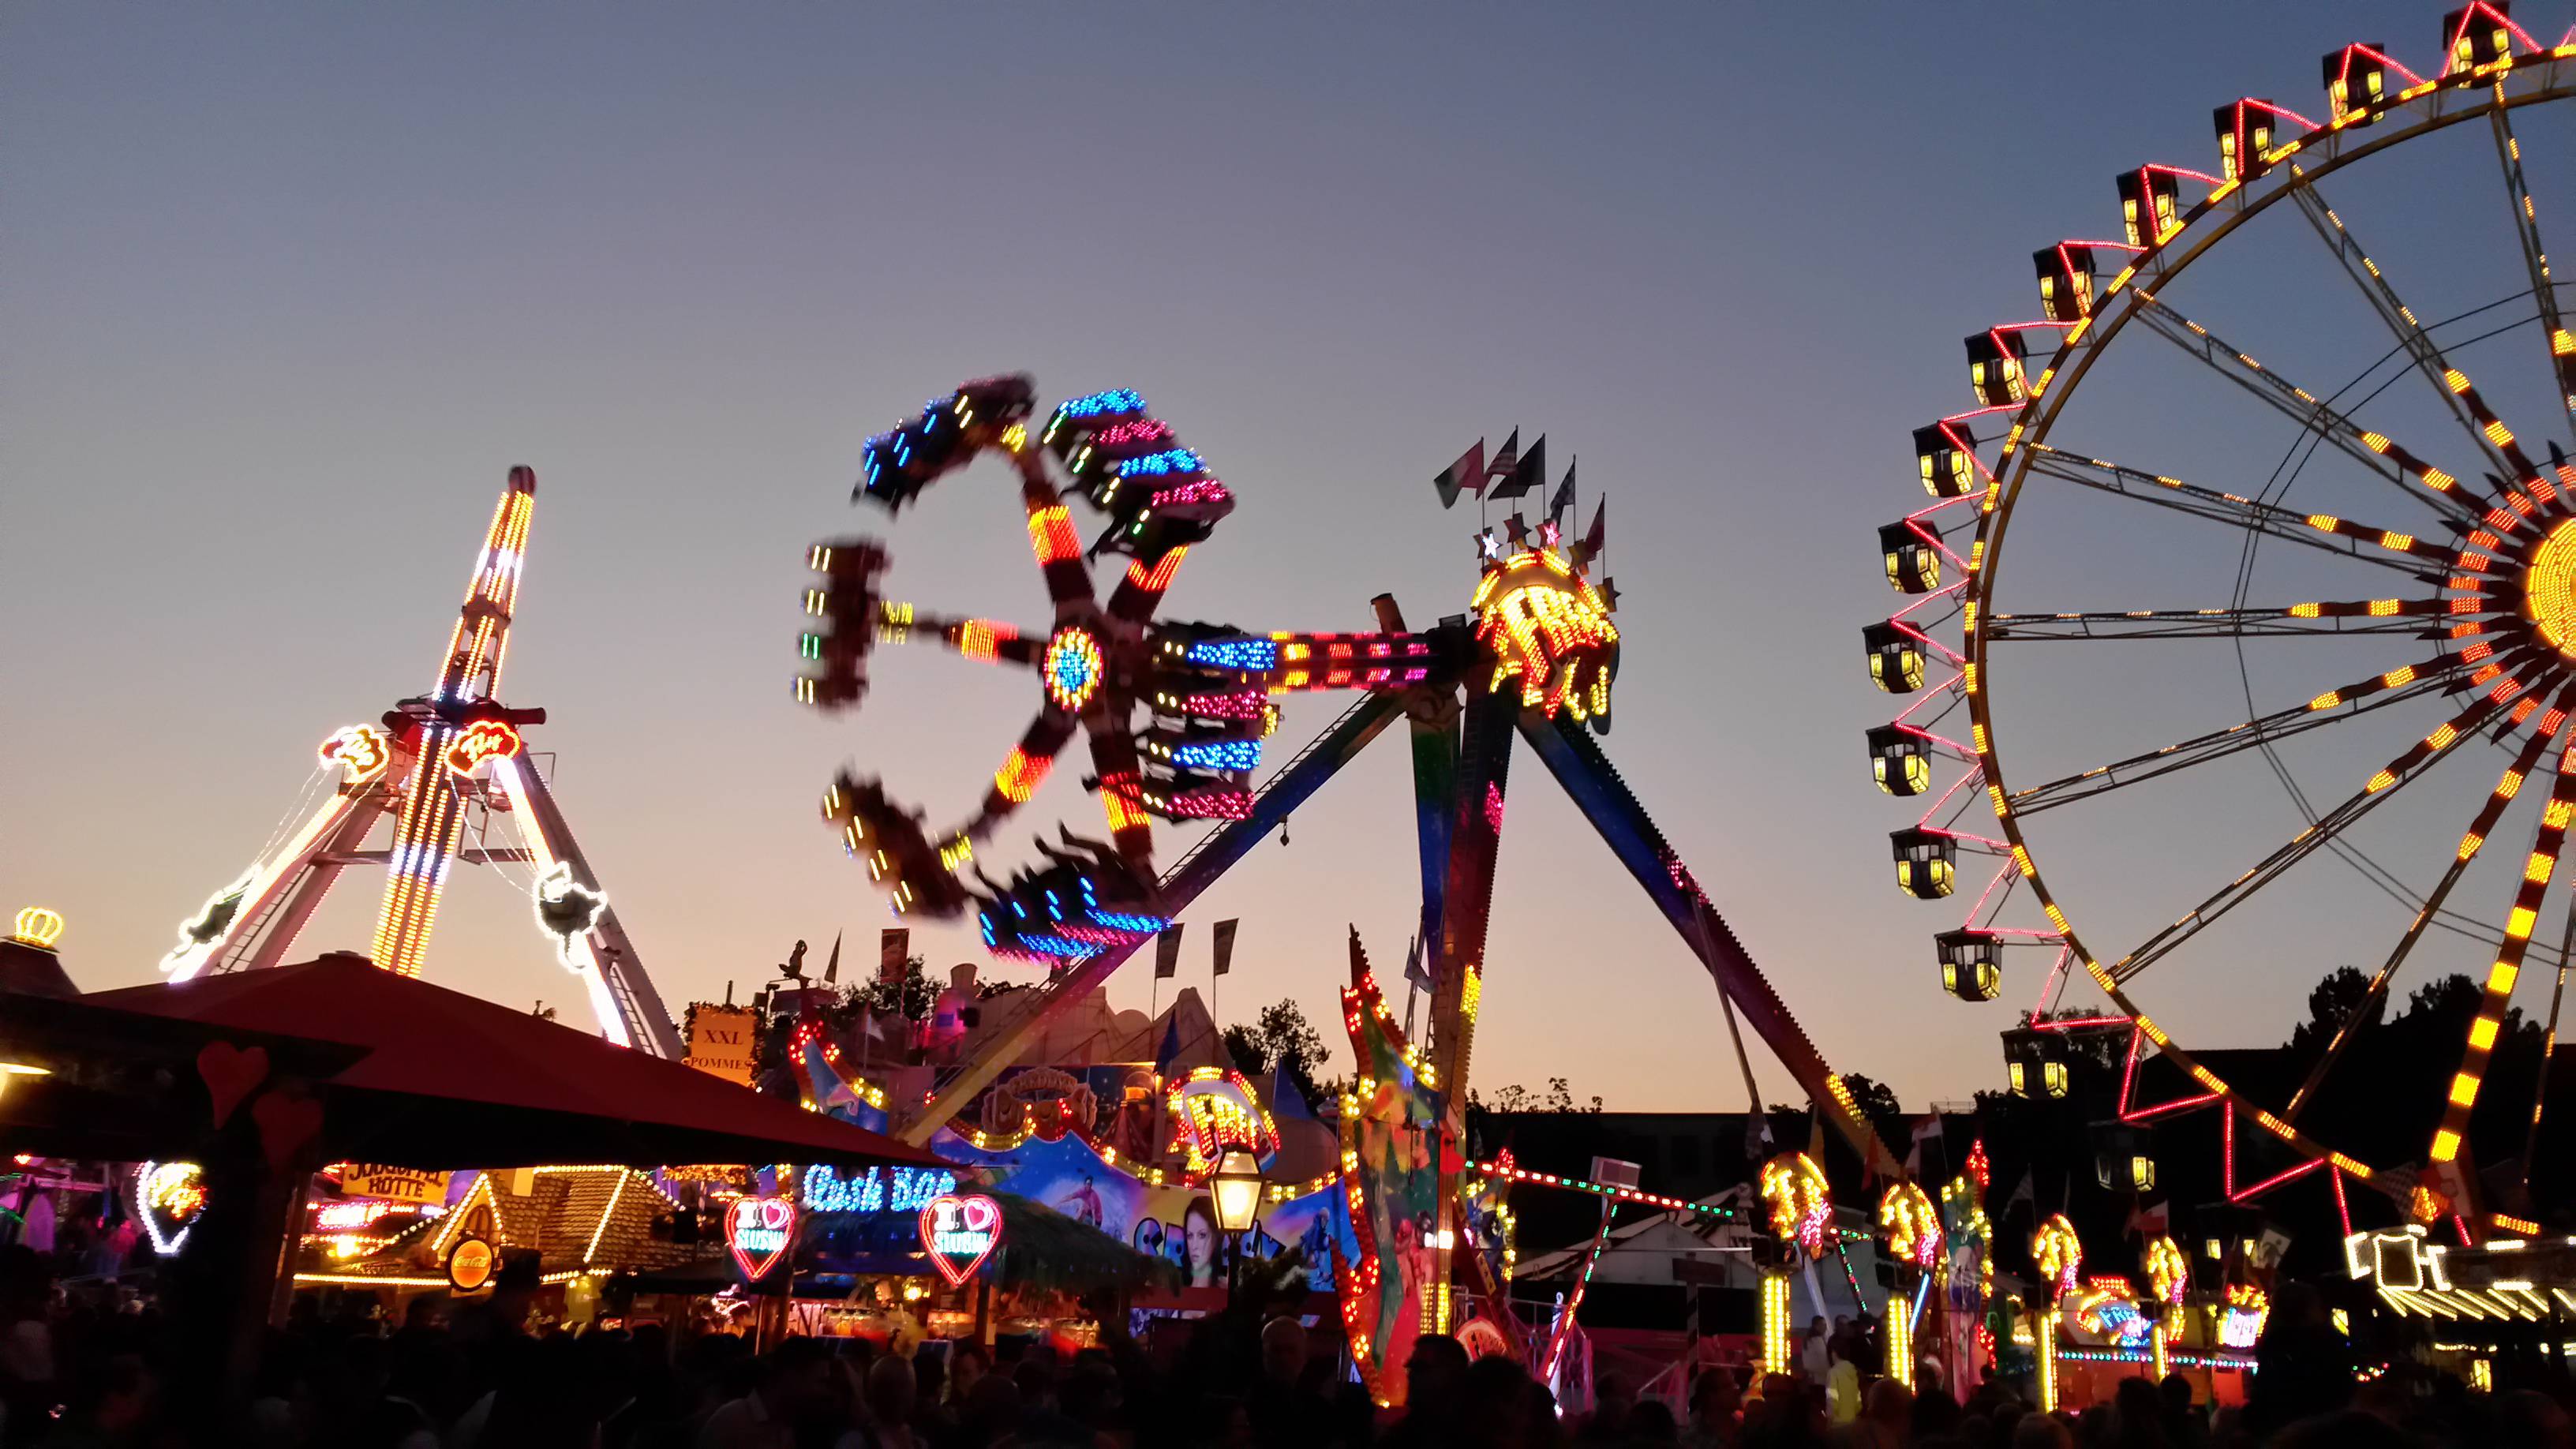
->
[2242, 1282, 2350, 1438]
[698, 1336, 834, 1449]
[1380, 1334, 1468, 1449]
[1575, 1371, 1633, 1443]
[1823, 1339, 1860, 1428]
[1681, 1367, 1740, 1449]
[1800, 1318, 1830, 1387]
[1247, 1318, 1330, 1449]
[1459, 1354, 1535, 1449]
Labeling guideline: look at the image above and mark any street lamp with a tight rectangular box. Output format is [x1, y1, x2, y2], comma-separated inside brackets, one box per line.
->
[1210, 1149, 1265, 1290]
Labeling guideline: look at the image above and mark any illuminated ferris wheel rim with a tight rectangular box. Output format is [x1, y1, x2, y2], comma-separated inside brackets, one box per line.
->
[1949, 42, 2576, 1212]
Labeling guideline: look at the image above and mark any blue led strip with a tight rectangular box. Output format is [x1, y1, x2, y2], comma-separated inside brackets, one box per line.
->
[1056, 389, 1148, 420]
[1115, 448, 1207, 477]
[1171, 739, 1264, 772]
[1185, 638, 1278, 671]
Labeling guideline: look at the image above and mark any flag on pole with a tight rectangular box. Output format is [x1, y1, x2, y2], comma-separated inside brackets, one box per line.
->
[1904, 1113, 1941, 1176]
[1211, 919, 1238, 976]
[1154, 923, 1185, 979]
[1807, 1107, 1826, 1163]
[822, 930, 842, 985]
[2125, 1199, 2170, 1237]
[1574, 496, 1608, 567]
[1548, 455, 1578, 526]
[2005, 1170, 2035, 1219]
[878, 928, 909, 986]
[1488, 428, 1521, 484]
[1488, 436, 1545, 500]
[1432, 440, 1487, 510]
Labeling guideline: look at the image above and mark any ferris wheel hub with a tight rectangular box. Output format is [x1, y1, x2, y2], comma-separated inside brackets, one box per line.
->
[2523, 519, 2576, 661]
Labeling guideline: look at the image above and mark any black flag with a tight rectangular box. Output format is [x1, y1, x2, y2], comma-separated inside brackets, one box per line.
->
[1432, 440, 1487, 510]
[1548, 456, 1578, 526]
[822, 930, 842, 984]
[1212, 919, 1238, 976]
[1154, 923, 1185, 979]
[1572, 496, 1608, 568]
[1488, 435, 1544, 500]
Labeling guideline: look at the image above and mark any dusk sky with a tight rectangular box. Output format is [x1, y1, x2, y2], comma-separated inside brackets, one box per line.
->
[11, 2, 2576, 1113]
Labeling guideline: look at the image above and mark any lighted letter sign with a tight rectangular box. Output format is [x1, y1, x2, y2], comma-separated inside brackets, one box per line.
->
[442, 720, 523, 777]
[725, 1195, 798, 1282]
[919, 1193, 1002, 1286]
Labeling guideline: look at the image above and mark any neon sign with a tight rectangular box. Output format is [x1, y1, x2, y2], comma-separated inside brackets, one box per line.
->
[443, 720, 522, 777]
[1758, 1151, 1833, 1258]
[319, 724, 393, 785]
[136, 1161, 207, 1255]
[801, 1164, 956, 1215]
[725, 1195, 798, 1282]
[1165, 1068, 1281, 1178]
[919, 1193, 1002, 1286]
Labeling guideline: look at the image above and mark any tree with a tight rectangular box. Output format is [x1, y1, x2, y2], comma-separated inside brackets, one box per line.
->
[2287, 965, 2384, 1062]
[1837, 1072, 1906, 1139]
[1223, 998, 1335, 1106]
[848, 954, 936, 1021]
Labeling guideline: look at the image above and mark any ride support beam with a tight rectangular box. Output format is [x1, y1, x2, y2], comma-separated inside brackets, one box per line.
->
[234, 786, 395, 975]
[1516, 710, 1900, 1178]
[490, 755, 683, 1058]
[899, 689, 1408, 1146]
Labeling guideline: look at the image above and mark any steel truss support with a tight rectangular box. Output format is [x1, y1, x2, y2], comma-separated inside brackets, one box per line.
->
[897, 690, 1408, 1146]
[1515, 710, 1900, 1177]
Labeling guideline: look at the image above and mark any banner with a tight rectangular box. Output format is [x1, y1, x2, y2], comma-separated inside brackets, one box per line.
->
[683, 1003, 759, 1086]
[340, 1165, 448, 1206]
[1211, 919, 1237, 976]
[1155, 924, 1184, 979]
[880, 928, 911, 985]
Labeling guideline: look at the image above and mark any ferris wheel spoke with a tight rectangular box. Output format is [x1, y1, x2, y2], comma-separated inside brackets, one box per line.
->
[2024, 446, 2463, 580]
[2286, 170, 2536, 485]
[2425, 704, 2576, 1172]
[2007, 654, 2473, 817]
[2107, 690, 2527, 986]
[2129, 299, 2499, 524]
[2282, 691, 2576, 1125]
[1986, 600, 2449, 642]
[2486, 105, 2576, 444]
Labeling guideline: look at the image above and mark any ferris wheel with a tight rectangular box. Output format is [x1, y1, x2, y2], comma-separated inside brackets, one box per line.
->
[1867, 3, 2576, 1237]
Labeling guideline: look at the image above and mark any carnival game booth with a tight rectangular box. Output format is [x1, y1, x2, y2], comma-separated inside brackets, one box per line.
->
[0, 955, 944, 1405]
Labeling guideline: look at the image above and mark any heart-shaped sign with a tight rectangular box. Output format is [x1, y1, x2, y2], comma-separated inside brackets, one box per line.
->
[725, 1195, 798, 1282]
[919, 1193, 1002, 1286]
[196, 1042, 270, 1128]
[134, 1161, 207, 1256]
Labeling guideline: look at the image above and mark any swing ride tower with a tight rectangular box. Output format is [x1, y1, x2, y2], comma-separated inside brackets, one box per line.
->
[156, 469, 682, 1058]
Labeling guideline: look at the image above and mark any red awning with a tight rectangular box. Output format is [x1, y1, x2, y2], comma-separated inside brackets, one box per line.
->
[84, 956, 944, 1170]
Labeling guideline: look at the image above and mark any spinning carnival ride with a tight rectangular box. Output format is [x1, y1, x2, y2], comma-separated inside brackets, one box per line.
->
[798, 376, 1902, 1400]
[155, 470, 681, 1056]
[1868, 3, 2576, 1238]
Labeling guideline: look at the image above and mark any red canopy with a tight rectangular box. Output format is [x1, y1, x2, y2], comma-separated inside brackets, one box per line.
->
[84, 955, 945, 1170]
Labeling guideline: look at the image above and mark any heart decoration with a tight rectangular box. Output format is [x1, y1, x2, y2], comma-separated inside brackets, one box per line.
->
[919, 1193, 1002, 1286]
[250, 1088, 324, 1169]
[196, 1042, 271, 1127]
[725, 1195, 799, 1282]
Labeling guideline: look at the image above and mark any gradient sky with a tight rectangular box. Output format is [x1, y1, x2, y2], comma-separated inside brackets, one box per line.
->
[11, 2, 2575, 1113]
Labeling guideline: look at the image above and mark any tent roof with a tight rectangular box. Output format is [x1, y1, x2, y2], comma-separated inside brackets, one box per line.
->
[83, 955, 946, 1171]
